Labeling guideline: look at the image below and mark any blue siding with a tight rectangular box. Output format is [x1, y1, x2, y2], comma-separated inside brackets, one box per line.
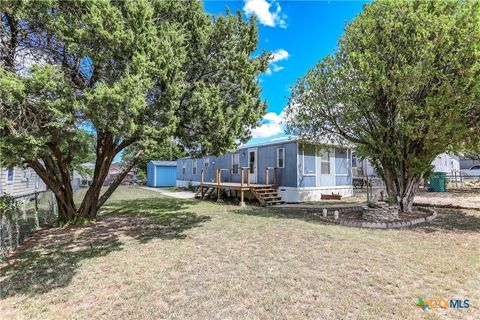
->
[147, 162, 177, 187]
[155, 166, 176, 186]
[176, 141, 298, 187]
[147, 162, 155, 187]
[176, 141, 353, 189]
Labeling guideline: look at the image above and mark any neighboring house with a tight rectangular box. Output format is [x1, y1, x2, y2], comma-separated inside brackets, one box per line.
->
[104, 163, 135, 185]
[176, 138, 353, 202]
[0, 166, 47, 197]
[353, 153, 460, 177]
[147, 161, 177, 187]
[431, 153, 460, 173]
[77, 162, 136, 186]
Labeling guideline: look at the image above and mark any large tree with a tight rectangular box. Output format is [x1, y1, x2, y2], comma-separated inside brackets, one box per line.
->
[285, 0, 480, 212]
[0, 0, 268, 222]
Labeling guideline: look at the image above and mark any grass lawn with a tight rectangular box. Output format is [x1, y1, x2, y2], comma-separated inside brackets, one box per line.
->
[1, 186, 479, 319]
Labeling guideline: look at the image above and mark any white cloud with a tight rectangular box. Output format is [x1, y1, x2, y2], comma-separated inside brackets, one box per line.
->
[263, 112, 283, 123]
[265, 49, 289, 75]
[272, 65, 284, 72]
[243, 0, 287, 28]
[251, 112, 285, 138]
[270, 49, 289, 63]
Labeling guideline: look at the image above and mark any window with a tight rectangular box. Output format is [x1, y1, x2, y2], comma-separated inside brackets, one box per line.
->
[471, 165, 480, 170]
[232, 153, 239, 174]
[352, 151, 357, 168]
[320, 150, 330, 174]
[192, 160, 197, 175]
[277, 148, 285, 168]
[204, 158, 210, 167]
[6, 167, 14, 184]
[22, 168, 29, 181]
[182, 161, 186, 175]
[302, 144, 316, 175]
[35, 174, 40, 189]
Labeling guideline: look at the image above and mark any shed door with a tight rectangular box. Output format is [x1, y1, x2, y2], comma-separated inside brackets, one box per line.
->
[156, 166, 177, 187]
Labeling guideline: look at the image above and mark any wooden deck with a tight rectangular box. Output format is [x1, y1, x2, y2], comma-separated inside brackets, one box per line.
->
[196, 167, 284, 206]
[200, 182, 273, 191]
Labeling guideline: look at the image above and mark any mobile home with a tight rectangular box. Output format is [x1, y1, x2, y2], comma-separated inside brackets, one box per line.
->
[176, 138, 353, 203]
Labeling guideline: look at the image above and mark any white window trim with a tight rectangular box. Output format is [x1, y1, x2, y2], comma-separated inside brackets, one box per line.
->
[277, 148, 285, 168]
[192, 160, 197, 175]
[182, 160, 186, 175]
[204, 157, 210, 167]
[6, 167, 14, 184]
[320, 148, 332, 175]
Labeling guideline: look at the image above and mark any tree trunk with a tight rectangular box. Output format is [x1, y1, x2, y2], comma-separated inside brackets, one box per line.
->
[54, 189, 77, 222]
[77, 153, 114, 219]
[27, 132, 139, 223]
[77, 133, 138, 219]
[382, 166, 422, 213]
[96, 150, 143, 210]
[27, 158, 78, 222]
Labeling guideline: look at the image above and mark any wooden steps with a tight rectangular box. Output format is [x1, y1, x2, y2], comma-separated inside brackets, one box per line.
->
[250, 186, 285, 206]
[194, 186, 215, 199]
[195, 184, 285, 206]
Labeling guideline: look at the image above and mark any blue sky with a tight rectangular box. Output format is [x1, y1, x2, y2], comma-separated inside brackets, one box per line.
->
[204, 0, 367, 145]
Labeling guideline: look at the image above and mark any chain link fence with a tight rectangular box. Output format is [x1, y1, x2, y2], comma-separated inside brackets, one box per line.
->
[365, 177, 387, 202]
[445, 173, 480, 190]
[0, 190, 57, 260]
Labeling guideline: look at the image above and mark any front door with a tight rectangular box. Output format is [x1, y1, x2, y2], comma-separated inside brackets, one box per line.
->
[248, 148, 258, 184]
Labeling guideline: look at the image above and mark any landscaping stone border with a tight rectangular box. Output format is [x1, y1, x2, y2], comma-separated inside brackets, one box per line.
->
[277, 204, 437, 229]
[334, 207, 437, 229]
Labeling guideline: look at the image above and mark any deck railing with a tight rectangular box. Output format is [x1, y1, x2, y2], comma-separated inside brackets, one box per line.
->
[201, 166, 279, 187]
[264, 167, 278, 186]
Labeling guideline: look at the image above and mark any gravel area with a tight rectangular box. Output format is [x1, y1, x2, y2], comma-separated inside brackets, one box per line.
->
[414, 190, 480, 209]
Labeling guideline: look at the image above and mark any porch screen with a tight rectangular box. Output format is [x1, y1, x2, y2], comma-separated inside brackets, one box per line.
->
[303, 144, 316, 175]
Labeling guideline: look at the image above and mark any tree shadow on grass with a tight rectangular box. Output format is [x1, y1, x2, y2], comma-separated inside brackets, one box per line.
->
[0, 197, 210, 298]
[412, 208, 480, 233]
[232, 206, 334, 224]
[233, 205, 480, 233]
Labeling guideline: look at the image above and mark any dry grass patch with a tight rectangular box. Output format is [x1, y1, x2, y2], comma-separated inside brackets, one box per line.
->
[1, 186, 479, 319]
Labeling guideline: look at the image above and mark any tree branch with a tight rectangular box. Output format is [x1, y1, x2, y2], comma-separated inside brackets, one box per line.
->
[96, 149, 144, 209]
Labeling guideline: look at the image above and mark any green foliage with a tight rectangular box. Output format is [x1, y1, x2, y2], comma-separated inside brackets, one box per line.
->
[285, 0, 480, 211]
[0, 0, 267, 219]
[123, 140, 186, 175]
[0, 194, 18, 221]
[135, 171, 147, 185]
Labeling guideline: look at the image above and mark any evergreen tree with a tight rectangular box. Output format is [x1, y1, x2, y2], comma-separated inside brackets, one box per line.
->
[0, 0, 268, 222]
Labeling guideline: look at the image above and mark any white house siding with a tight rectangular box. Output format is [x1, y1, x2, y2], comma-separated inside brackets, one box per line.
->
[432, 153, 460, 173]
[357, 153, 460, 177]
[0, 167, 47, 197]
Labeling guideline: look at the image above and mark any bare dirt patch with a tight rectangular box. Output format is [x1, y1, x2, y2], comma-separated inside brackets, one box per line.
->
[415, 190, 480, 209]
